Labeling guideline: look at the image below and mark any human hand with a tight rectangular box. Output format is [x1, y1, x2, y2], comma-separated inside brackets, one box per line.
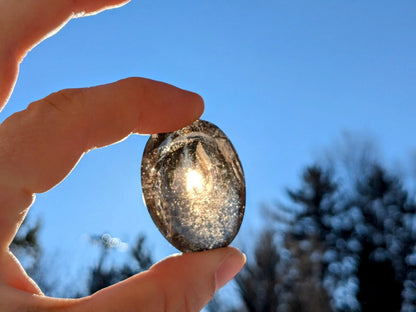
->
[0, 1, 246, 311]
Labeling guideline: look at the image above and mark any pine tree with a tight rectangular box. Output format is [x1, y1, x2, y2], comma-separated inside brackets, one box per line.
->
[284, 162, 416, 311]
[84, 233, 154, 296]
[10, 218, 56, 295]
[234, 229, 282, 312]
[283, 166, 336, 311]
[353, 165, 416, 312]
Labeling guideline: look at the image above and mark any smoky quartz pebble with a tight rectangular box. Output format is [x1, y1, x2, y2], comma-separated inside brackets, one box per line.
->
[141, 119, 245, 252]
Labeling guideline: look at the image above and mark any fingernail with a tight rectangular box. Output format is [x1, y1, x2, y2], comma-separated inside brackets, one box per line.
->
[215, 249, 246, 290]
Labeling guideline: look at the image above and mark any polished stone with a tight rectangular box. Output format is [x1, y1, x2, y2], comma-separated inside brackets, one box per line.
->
[141, 120, 245, 252]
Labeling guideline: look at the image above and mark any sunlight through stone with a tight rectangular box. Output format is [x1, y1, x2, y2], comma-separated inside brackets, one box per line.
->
[186, 169, 204, 193]
[141, 120, 245, 252]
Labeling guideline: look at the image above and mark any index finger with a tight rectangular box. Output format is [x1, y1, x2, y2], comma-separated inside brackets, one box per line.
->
[0, 0, 130, 109]
[0, 77, 204, 250]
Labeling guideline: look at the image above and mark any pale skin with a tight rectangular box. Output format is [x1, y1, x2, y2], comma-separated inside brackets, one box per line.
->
[0, 1, 246, 311]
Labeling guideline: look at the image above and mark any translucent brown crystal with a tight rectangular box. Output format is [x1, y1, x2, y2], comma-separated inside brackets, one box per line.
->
[141, 120, 245, 252]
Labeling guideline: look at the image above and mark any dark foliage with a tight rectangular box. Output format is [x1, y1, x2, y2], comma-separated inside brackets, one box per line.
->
[11, 139, 416, 312]
[227, 156, 416, 312]
[84, 234, 154, 296]
[234, 229, 281, 312]
[10, 218, 57, 295]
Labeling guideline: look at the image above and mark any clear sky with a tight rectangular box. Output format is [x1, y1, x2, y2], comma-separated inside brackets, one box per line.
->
[2, 0, 416, 289]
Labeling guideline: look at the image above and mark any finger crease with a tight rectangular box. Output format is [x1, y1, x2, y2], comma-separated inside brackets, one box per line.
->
[184, 294, 192, 312]
[163, 286, 168, 312]
[42, 98, 65, 113]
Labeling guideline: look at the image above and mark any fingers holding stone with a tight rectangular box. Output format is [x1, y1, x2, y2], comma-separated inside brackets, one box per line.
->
[4, 247, 244, 312]
[77, 247, 245, 312]
[0, 78, 203, 193]
[0, 77, 203, 249]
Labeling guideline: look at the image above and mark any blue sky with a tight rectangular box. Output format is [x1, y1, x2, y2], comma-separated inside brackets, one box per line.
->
[2, 0, 416, 290]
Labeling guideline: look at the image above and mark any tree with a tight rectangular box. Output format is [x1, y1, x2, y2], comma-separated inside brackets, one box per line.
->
[219, 167, 335, 312]
[234, 229, 282, 312]
[207, 228, 284, 312]
[11, 135, 416, 311]
[10, 218, 58, 295]
[82, 233, 154, 296]
[228, 147, 416, 312]
[353, 165, 416, 312]
[282, 166, 337, 312]
[10, 218, 42, 270]
[283, 161, 416, 311]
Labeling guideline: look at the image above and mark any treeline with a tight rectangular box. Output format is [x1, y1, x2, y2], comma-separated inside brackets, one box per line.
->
[12, 137, 416, 311]
[214, 137, 416, 312]
[226, 163, 416, 312]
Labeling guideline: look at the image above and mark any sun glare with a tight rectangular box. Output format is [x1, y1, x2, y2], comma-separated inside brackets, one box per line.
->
[186, 169, 204, 193]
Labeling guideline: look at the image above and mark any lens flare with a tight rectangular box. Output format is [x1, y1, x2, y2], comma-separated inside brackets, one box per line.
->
[186, 169, 204, 193]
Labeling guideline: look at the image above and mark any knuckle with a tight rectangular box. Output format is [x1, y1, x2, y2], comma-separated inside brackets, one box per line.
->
[40, 88, 80, 113]
[166, 277, 216, 312]
[26, 88, 84, 118]
[21, 87, 90, 151]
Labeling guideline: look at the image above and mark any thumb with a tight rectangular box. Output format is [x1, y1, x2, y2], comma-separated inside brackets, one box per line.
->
[84, 247, 246, 312]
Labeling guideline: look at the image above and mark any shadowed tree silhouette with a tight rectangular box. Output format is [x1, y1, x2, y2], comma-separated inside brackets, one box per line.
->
[282, 166, 336, 312]
[284, 162, 416, 311]
[227, 156, 416, 312]
[283, 235, 333, 312]
[84, 233, 154, 295]
[353, 165, 416, 312]
[10, 135, 416, 311]
[235, 229, 282, 312]
[357, 243, 402, 312]
[11, 218, 41, 264]
[10, 218, 57, 295]
[288, 166, 336, 242]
